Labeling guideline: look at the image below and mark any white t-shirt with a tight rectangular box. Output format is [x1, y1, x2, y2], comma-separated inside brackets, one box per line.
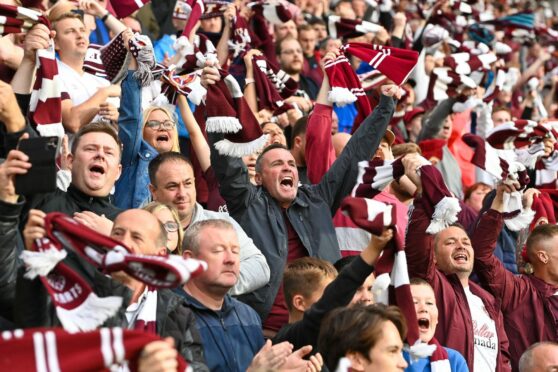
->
[57, 60, 120, 122]
[464, 286, 498, 372]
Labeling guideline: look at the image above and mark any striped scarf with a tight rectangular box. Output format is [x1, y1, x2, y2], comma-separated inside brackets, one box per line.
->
[0, 4, 63, 137]
[341, 171, 450, 369]
[0, 327, 190, 371]
[20, 212, 207, 333]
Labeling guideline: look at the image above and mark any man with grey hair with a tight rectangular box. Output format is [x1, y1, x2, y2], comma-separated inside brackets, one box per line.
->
[174, 219, 265, 372]
[518, 342, 558, 372]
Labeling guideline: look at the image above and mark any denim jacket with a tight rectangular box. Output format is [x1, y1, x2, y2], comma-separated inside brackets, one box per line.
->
[114, 72, 159, 209]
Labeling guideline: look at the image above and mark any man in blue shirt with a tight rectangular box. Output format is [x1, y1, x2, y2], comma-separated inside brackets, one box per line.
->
[174, 219, 264, 372]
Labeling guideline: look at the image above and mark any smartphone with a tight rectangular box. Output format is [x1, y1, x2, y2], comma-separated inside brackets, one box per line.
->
[15, 136, 60, 195]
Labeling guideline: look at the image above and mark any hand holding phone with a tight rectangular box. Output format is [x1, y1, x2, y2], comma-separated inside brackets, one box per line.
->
[15, 136, 60, 195]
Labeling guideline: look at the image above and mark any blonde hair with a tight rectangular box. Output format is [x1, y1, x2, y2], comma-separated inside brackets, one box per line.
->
[143, 201, 184, 254]
[142, 106, 180, 153]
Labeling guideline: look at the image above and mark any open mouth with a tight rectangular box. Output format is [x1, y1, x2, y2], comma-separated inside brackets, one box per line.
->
[418, 318, 430, 331]
[453, 253, 468, 263]
[280, 176, 294, 188]
[89, 164, 105, 176]
[156, 133, 170, 143]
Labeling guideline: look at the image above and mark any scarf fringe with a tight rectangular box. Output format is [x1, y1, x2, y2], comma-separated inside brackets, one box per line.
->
[426, 196, 461, 234]
[20, 248, 67, 279]
[328, 87, 357, 106]
[132, 35, 155, 87]
[431, 359, 452, 372]
[206, 116, 243, 133]
[406, 341, 437, 360]
[36, 123, 65, 138]
[214, 134, 268, 157]
[57, 293, 123, 333]
[504, 208, 535, 231]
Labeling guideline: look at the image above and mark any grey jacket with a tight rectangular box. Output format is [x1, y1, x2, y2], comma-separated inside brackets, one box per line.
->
[209, 95, 395, 319]
[189, 203, 270, 296]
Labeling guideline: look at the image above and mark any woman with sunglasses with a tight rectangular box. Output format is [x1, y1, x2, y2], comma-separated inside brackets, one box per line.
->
[114, 29, 186, 209]
[143, 202, 184, 254]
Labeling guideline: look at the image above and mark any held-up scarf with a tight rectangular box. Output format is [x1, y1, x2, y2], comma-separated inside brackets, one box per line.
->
[341, 180, 450, 369]
[0, 4, 63, 137]
[21, 212, 207, 332]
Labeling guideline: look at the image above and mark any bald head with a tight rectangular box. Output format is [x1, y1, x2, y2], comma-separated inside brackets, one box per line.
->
[332, 133, 352, 158]
[518, 342, 558, 372]
[111, 209, 167, 255]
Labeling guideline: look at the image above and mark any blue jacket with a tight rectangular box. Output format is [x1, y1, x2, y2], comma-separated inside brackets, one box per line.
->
[174, 288, 265, 372]
[403, 347, 469, 372]
[114, 72, 159, 209]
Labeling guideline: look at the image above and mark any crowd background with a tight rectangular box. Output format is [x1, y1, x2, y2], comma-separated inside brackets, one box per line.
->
[0, 0, 557, 371]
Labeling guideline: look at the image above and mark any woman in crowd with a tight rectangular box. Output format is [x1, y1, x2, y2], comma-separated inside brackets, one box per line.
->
[143, 201, 183, 253]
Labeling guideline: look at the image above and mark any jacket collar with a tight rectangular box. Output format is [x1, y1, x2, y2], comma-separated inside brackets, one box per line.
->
[173, 286, 233, 314]
[260, 187, 309, 209]
[67, 183, 113, 205]
[529, 275, 558, 298]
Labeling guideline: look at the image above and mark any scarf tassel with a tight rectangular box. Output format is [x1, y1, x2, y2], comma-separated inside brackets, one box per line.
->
[214, 134, 269, 157]
[426, 196, 461, 234]
[57, 293, 123, 333]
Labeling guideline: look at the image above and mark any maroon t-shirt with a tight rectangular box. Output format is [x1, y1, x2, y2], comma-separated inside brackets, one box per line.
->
[263, 209, 308, 332]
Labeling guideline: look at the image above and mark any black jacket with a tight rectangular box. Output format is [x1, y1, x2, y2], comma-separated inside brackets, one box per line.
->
[0, 199, 24, 323]
[16, 184, 122, 233]
[273, 256, 374, 350]
[210, 95, 395, 320]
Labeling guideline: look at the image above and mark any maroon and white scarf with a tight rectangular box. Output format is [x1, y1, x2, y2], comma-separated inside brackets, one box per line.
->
[0, 4, 63, 137]
[205, 70, 268, 157]
[420, 67, 477, 110]
[323, 53, 371, 133]
[0, 327, 190, 371]
[247, 0, 292, 25]
[228, 9, 252, 59]
[158, 64, 206, 106]
[327, 15, 382, 40]
[341, 186, 450, 368]
[486, 120, 549, 150]
[443, 52, 497, 75]
[462, 133, 536, 230]
[324, 43, 418, 131]
[21, 212, 207, 332]
[108, 0, 151, 19]
[252, 55, 295, 115]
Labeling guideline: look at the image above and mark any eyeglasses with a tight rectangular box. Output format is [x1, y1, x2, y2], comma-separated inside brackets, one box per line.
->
[164, 221, 180, 233]
[145, 120, 176, 130]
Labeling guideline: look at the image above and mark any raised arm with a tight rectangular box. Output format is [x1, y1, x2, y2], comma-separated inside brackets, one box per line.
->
[401, 154, 437, 283]
[79, 0, 127, 36]
[472, 184, 528, 310]
[274, 230, 391, 350]
[417, 97, 455, 142]
[315, 85, 396, 213]
[305, 52, 335, 184]
[116, 31, 143, 168]
[202, 65, 258, 215]
[177, 96, 210, 172]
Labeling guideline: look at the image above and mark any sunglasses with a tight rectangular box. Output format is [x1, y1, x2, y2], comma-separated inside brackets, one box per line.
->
[164, 221, 180, 233]
[145, 120, 176, 130]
